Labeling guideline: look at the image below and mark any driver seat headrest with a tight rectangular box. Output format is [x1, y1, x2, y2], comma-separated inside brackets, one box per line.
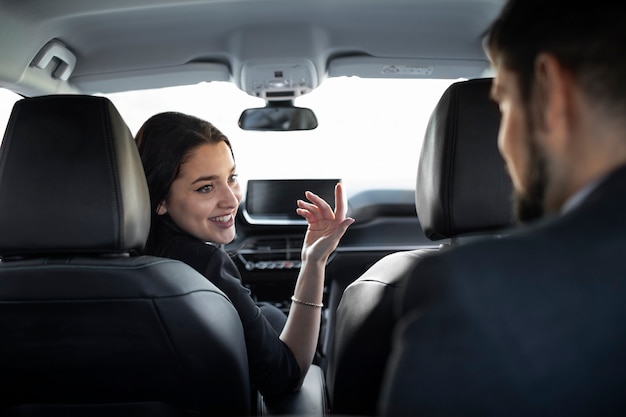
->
[416, 78, 514, 240]
[0, 95, 150, 257]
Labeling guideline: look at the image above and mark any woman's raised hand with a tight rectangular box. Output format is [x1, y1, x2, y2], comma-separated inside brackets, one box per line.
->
[296, 182, 355, 262]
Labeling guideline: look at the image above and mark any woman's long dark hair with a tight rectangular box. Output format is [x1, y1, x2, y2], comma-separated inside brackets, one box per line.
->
[135, 111, 234, 253]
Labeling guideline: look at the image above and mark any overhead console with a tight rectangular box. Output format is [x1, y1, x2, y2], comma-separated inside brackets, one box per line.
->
[240, 60, 318, 100]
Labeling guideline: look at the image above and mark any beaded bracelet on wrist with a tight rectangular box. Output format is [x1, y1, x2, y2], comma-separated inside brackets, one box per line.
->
[290, 295, 323, 308]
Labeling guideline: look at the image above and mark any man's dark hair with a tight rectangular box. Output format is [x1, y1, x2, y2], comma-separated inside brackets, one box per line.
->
[485, 0, 626, 117]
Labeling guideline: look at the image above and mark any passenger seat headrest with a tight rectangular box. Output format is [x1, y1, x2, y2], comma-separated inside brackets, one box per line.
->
[0, 95, 150, 257]
[416, 78, 514, 240]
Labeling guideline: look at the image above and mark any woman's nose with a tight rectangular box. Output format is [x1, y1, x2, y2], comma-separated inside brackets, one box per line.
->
[219, 183, 242, 208]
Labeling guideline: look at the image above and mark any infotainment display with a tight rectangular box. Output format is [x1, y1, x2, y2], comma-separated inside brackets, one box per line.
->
[245, 179, 340, 221]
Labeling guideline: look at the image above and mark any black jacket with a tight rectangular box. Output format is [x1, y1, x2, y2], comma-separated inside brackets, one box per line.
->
[381, 164, 626, 417]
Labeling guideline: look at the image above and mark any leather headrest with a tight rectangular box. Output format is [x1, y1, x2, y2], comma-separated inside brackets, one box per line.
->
[416, 78, 514, 240]
[0, 95, 150, 257]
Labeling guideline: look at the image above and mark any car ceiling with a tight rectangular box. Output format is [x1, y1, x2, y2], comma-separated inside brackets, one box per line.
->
[0, 0, 505, 97]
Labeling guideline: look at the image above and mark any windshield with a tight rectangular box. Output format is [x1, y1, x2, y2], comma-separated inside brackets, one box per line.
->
[1, 77, 457, 197]
[104, 77, 457, 197]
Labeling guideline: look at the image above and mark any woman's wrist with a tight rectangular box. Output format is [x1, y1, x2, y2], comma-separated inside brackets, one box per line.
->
[300, 250, 330, 265]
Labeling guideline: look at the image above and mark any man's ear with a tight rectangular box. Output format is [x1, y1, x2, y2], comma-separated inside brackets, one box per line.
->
[156, 202, 168, 215]
[533, 53, 571, 150]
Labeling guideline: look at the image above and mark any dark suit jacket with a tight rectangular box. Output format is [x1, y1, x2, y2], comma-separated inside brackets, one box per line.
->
[380, 164, 626, 417]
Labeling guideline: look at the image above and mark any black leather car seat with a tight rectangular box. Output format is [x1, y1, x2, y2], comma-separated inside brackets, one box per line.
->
[326, 78, 514, 415]
[0, 95, 250, 416]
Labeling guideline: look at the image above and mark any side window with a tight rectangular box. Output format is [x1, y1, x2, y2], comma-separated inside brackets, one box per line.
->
[0, 88, 22, 145]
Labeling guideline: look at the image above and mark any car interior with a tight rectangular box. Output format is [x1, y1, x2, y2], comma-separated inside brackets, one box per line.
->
[0, 0, 511, 416]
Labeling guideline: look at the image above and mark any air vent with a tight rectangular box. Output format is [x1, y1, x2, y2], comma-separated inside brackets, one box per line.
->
[237, 236, 304, 270]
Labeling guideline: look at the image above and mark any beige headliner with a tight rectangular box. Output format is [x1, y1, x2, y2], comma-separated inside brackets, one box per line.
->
[0, 0, 504, 96]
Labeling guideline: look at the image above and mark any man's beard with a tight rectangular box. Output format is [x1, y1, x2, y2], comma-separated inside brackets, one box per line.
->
[513, 128, 548, 224]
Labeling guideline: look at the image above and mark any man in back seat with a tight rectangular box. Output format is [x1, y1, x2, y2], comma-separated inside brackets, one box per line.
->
[380, 0, 626, 415]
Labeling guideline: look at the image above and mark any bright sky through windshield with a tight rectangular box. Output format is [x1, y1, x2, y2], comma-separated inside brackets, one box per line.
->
[1, 77, 457, 196]
[104, 77, 457, 195]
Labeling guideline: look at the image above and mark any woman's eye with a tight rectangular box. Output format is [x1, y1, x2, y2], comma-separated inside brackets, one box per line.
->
[228, 174, 239, 184]
[196, 184, 214, 193]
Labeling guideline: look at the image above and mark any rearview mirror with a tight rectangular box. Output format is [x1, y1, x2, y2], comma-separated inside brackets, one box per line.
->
[238, 104, 318, 131]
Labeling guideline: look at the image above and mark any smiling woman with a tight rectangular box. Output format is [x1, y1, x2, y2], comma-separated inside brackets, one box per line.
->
[133, 109, 355, 397]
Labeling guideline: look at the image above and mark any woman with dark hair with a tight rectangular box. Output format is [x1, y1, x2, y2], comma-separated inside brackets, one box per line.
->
[135, 111, 354, 397]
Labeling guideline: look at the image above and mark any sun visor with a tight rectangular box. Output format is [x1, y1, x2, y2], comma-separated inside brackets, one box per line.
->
[71, 62, 231, 94]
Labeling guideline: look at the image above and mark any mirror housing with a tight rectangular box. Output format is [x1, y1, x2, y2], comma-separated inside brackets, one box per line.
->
[238, 100, 318, 131]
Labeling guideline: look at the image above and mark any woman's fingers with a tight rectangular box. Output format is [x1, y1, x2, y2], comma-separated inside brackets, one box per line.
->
[296, 199, 322, 222]
[296, 183, 353, 225]
[333, 182, 348, 220]
[296, 206, 317, 223]
[304, 190, 334, 219]
[297, 190, 332, 220]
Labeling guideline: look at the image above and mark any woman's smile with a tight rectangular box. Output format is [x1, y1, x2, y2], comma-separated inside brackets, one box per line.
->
[209, 214, 235, 227]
